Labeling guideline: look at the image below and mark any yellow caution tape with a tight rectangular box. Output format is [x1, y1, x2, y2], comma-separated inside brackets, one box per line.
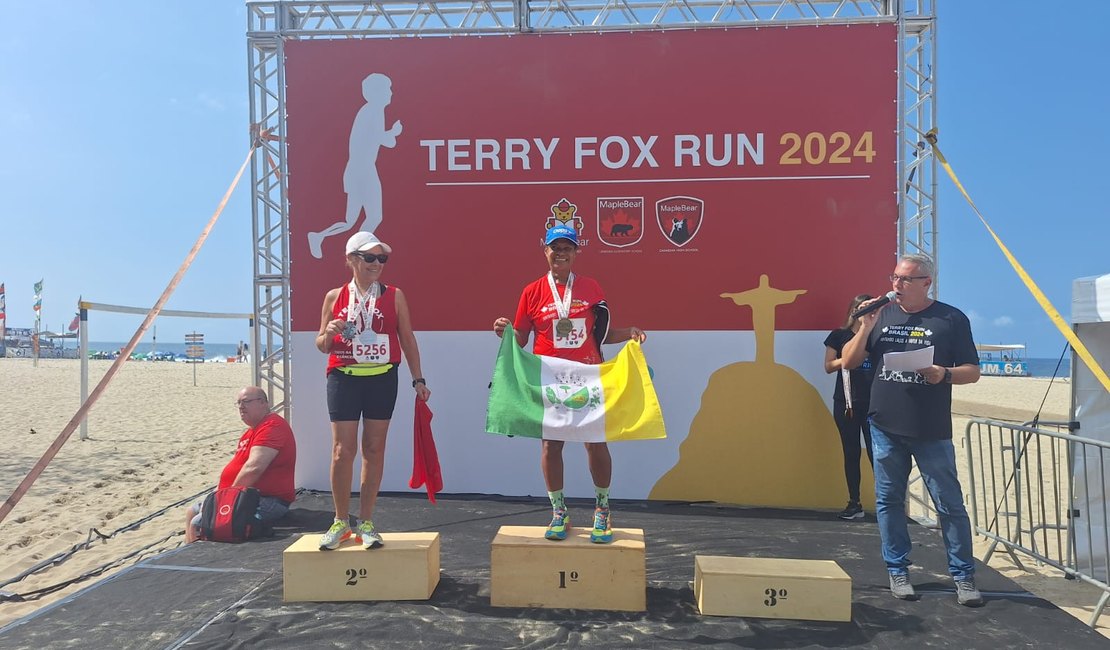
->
[926, 128, 1110, 395]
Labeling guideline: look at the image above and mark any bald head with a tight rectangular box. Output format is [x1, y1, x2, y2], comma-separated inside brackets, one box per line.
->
[240, 386, 266, 401]
[236, 386, 270, 426]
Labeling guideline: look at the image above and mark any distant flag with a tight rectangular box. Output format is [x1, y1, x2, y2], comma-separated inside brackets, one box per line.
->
[486, 326, 667, 442]
[33, 279, 43, 316]
[68, 298, 80, 333]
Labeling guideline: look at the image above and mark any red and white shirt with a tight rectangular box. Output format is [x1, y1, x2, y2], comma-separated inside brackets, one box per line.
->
[513, 274, 606, 364]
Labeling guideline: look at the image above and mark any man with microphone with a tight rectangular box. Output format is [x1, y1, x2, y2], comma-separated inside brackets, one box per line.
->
[840, 253, 984, 607]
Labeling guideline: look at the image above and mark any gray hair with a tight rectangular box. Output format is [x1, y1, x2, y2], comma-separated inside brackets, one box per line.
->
[900, 253, 935, 279]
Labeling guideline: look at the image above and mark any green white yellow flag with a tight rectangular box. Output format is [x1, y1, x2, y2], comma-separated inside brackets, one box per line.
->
[486, 327, 666, 442]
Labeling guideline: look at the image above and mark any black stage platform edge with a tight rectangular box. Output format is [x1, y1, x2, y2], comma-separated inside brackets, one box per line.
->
[1, 492, 1106, 649]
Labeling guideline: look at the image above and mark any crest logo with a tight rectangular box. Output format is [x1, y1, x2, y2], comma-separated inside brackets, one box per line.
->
[543, 369, 601, 412]
[656, 196, 704, 247]
[596, 197, 644, 248]
[544, 198, 587, 246]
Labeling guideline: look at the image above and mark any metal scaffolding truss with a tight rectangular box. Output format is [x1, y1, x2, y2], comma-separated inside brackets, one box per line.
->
[247, 23, 290, 413]
[897, 5, 938, 291]
[246, 0, 936, 412]
[245, 0, 930, 33]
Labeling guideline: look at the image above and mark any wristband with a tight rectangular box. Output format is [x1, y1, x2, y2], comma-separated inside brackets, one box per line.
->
[412, 378, 426, 388]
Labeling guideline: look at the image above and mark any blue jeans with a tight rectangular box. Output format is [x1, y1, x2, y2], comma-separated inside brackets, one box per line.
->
[871, 424, 975, 579]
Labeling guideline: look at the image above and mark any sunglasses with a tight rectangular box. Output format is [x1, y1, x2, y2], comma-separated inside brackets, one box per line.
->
[355, 252, 389, 264]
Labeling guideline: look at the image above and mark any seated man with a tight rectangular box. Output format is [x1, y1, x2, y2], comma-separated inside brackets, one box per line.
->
[185, 386, 297, 542]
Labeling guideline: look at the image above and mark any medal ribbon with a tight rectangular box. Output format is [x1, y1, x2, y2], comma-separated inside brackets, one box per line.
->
[347, 280, 379, 333]
[546, 272, 574, 322]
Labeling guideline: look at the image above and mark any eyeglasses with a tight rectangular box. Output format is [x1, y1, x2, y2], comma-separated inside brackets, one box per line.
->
[355, 252, 389, 264]
[889, 274, 929, 284]
[236, 397, 265, 407]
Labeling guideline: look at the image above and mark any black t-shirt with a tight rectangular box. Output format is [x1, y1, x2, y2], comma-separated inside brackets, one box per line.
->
[823, 328, 873, 408]
[866, 301, 978, 439]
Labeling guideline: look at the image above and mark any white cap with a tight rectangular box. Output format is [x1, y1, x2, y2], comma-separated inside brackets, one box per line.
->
[345, 231, 393, 255]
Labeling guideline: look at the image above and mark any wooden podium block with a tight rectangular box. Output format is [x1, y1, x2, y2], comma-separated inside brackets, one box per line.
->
[694, 556, 851, 621]
[490, 525, 646, 611]
[283, 532, 440, 602]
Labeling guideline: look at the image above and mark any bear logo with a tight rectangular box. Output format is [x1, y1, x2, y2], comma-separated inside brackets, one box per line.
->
[655, 196, 703, 247]
[669, 218, 690, 245]
[609, 223, 634, 237]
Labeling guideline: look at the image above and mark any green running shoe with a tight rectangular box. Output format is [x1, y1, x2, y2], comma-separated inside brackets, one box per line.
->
[545, 509, 569, 541]
[356, 519, 384, 549]
[590, 508, 613, 544]
[319, 517, 352, 550]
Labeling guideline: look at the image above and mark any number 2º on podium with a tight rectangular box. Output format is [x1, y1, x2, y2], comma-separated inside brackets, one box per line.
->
[345, 568, 369, 586]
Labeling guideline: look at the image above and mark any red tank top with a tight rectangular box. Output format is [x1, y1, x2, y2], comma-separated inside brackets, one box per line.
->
[326, 282, 402, 374]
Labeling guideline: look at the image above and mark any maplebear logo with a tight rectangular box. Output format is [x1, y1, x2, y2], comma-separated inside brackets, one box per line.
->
[597, 197, 644, 248]
[655, 196, 703, 247]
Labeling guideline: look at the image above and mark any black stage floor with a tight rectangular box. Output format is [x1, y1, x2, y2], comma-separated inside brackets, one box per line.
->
[1, 493, 1106, 649]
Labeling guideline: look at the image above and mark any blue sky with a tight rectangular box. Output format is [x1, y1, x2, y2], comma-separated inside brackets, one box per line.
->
[1, 1, 1106, 357]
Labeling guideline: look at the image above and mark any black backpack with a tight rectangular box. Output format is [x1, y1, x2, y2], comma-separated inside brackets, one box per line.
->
[198, 486, 268, 542]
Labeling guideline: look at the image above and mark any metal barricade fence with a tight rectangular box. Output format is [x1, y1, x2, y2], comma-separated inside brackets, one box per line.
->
[964, 418, 1110, 626]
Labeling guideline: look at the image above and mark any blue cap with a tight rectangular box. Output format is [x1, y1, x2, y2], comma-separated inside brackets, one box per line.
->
[544, 224, 578, 246]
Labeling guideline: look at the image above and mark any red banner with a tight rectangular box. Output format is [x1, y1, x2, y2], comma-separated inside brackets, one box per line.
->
[286, 25, 897, 332]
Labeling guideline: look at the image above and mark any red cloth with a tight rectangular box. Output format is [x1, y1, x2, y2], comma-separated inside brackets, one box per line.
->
[218, 413, 297, 504]
[409, 397, 442, 503]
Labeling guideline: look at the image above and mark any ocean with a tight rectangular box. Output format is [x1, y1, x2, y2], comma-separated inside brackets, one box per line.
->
[1027, 357, 1072, 379]
[84, 341, 244, 360]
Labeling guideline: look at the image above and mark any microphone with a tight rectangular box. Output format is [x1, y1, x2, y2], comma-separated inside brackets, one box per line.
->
[851, 291, 898, 320]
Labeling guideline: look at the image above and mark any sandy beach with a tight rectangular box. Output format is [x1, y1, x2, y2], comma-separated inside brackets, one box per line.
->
[0, 358, 250, 626]
[0, 360, 1104, 635]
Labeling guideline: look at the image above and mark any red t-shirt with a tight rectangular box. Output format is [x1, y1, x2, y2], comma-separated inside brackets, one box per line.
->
[218, 413, 297, 504]
[326, 282, 402, 374]
[513, 274, 606, 364]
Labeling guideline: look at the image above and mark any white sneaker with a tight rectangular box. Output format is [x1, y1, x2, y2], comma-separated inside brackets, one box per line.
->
[319, 518, 352, 550]
[356, 519, 384, 549]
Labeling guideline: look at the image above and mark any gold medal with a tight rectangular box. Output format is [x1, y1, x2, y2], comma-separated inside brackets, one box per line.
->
[556, 318, 573, 337]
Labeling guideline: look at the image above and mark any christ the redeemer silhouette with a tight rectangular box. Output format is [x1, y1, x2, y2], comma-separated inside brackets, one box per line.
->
[720, 274, 806, 365]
